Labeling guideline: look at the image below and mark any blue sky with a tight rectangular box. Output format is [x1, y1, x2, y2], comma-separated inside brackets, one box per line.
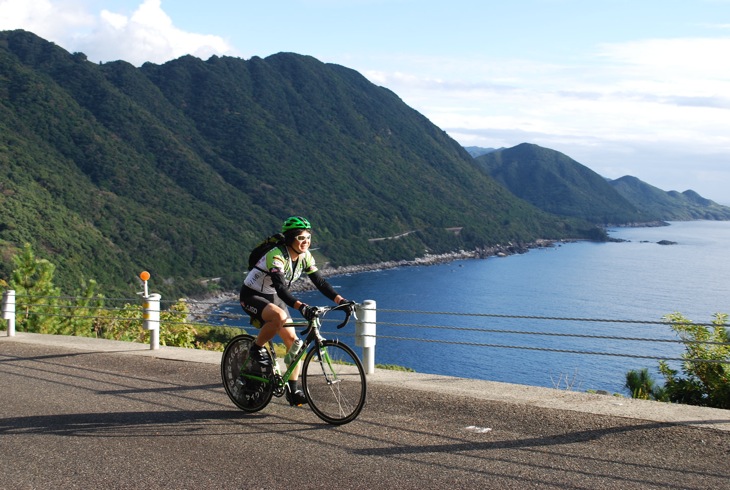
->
[3, 0, 730, 203]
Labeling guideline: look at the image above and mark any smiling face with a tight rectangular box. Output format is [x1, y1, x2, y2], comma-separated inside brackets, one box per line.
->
[290, 230, 311, 255]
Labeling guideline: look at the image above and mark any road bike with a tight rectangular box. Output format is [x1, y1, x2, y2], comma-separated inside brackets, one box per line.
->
[221, 303, 367, 425]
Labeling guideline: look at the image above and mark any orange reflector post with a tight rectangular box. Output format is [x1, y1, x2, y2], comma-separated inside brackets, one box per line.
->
[139, 271, 150, 297]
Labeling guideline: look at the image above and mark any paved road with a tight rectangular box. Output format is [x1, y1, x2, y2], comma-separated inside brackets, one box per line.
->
[1, 336, 729, 489]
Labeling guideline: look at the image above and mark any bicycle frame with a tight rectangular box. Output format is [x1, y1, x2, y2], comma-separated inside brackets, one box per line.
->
[240, 307, 347, 395]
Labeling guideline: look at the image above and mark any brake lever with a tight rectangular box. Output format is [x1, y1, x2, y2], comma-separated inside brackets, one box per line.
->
[300, 307, 327, 336]
[335, 308, 352, 329]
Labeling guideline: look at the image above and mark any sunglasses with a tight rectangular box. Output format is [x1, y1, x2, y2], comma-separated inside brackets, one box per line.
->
[295, 234, 312, 242]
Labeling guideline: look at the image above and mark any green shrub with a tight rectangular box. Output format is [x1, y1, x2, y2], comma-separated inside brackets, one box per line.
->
[658, 313, 730, 409]
[626, 313, 729, 408]
[625, 368, 667, 401]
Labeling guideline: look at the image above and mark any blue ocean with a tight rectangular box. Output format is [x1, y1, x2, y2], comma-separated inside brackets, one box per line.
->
[214, 221, 730, 395]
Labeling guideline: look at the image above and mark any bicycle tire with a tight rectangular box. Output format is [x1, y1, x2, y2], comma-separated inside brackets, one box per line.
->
[221, 334, 274, 413]
[301, 340, 366, 425]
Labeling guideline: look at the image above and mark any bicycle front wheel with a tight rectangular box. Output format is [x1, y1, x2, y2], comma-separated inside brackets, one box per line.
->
[302, 340, 366, 425]
[221, 334, 274, 413]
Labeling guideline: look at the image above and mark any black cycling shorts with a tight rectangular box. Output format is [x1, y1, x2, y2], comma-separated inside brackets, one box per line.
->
[239, 286, 290, 328]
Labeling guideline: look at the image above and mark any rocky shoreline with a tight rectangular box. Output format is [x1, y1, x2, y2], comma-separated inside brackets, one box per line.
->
[315, 238, 559, 278]
[184, 239, 559, 319]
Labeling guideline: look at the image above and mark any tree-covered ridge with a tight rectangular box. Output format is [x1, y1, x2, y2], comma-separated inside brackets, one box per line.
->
[608, 176, 730, 221]
[474, 143, 646, 224]
[0, 30, 598, 296]
[475, 143, 730, 224]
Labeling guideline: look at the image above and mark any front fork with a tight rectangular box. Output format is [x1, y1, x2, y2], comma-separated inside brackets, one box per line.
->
[313, 343, 340, 386]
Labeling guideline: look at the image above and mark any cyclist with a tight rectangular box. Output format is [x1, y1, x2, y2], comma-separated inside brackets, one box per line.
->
[239, 216, 354, 406]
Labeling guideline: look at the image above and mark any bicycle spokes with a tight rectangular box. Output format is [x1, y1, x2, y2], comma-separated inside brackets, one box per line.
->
[221, 334, 274, 413]
[301, 340, 366, 425]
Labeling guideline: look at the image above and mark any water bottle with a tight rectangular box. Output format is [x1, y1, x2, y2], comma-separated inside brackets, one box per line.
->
[285, 339, 303, 366]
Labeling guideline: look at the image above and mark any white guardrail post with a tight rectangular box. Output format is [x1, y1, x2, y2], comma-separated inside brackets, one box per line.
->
[356, 300, 376, 374]
[142, 293, 161, 350]
[139, 271, 160, 350]
[2, 289, 16, 337]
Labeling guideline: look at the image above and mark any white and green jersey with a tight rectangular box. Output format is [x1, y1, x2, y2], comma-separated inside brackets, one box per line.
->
[243, 246, 318, 295]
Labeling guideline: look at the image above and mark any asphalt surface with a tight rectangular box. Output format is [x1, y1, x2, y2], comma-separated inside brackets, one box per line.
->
[2, 332, 729, 489]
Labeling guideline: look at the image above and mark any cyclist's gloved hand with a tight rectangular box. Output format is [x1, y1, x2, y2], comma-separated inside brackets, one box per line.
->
[338, 299, 356, 314]
[299, 303, 317, 321]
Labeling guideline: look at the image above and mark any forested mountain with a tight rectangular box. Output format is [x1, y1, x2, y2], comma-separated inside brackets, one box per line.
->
[474, 144, 647, 224]
[608, 176, 730, 220]
[464, 146, 500, 158]
[474, 143, 730, 224]
[0, 30, 598, 296]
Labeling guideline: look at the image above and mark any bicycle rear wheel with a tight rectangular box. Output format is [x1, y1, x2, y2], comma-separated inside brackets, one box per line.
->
[221, 334, 274, 413]
[301, 340, 366, 425]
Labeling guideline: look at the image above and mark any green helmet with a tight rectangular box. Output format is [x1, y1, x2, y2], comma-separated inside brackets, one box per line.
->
[281, 216, 312, 233]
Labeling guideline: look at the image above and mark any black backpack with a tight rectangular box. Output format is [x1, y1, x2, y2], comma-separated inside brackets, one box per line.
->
[247, 233, 286, 271]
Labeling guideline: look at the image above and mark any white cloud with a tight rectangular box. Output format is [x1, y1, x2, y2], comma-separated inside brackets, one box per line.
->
[0, 0, 95, 39]
[367, 36, 730, 150]
[0, 0, 235, 65]
[99, 10, 128, 31]
[598, 37, 730, 72]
